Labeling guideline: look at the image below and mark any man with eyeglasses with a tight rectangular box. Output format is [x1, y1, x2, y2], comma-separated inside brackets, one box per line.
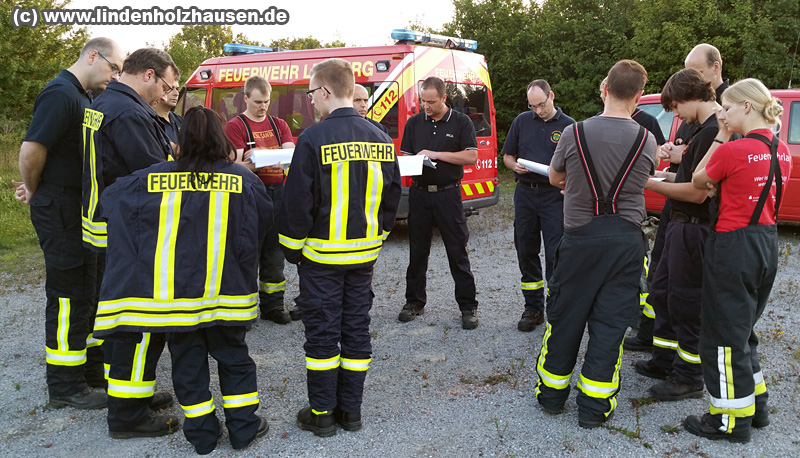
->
[353, 84, 388, 135]
[225, 75, 296, 324]
[82, 47, 181, 439]
[502, 79, 575, 332]
[13, 37, 123, 412]
[152, 80, 182, 144]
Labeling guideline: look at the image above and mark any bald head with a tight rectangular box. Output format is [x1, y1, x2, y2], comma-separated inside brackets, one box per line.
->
[684, 44, 723, 89]
[353, 84, 369, 117]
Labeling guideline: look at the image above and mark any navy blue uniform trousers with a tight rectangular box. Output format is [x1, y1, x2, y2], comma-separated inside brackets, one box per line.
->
[258, 183, 285, 314]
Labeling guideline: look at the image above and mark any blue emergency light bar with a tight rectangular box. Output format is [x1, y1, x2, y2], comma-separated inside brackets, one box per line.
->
[391, 29, 478, 52]
[223, 43, 284, 55]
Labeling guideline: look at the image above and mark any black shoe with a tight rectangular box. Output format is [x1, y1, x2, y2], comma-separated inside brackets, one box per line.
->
[50, 387, 107, 410]
[623, 332, 652, 352]
[289, 307, 302, 321]
[262, 308, 291, 324]
[398, 303, 424, 322]
[649, 376, 703, 401]
[683, 413, 751, 443]
[109, 413, 181, 439]
[634, 359, 672, 380]
[232, 416, 269, 450]
[150, 392, 173, 411]
[334, 407, 362, 431]
[752, 409, 770, 429]
[517, 310, 544, 332]
[86, 373, 108, 390]
[461, 310, 478, 330]
[579, 410, 615, 429]
[297, 406, 336, 437]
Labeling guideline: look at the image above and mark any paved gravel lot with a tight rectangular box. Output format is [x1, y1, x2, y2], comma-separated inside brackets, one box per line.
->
[1, 178, 799, 457]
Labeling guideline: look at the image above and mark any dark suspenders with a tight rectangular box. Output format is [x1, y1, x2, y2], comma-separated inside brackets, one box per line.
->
[745, 132, 783, 225]
[574, 121, 647, 215]
[237, 114, 282, 148]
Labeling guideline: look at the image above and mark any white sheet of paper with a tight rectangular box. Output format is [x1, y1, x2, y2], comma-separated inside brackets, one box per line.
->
[517, 158, 550, 176]
[398, 155, 437, 176]
[247, 148, 294, 168]
[650, 177, 666, 181]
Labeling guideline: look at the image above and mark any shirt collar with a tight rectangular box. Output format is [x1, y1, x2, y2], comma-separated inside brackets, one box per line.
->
[424, 108, 453, 123]
[58, 69, 88, 97]
[325, 107, 361, 119]
[533, 106, 563, 122]
[106, 79, 158, 116]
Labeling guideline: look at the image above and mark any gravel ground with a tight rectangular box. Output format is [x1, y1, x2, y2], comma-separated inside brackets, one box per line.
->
[1, 178, 799, 457]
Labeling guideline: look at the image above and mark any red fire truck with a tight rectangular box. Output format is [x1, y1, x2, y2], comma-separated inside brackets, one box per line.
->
[175, 29, 500, 218]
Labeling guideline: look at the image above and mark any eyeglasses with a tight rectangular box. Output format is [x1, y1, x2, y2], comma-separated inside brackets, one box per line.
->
[97, 51, 121, 78]
[528, 100, 549, 110]
[306, 86, 330, 99]
[157, 75, 177, 95]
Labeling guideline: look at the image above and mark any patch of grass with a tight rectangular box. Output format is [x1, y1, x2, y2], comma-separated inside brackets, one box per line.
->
[603, 424, 641, 439]
[661, 424, 680, 434]
[490, 416, 508, 439]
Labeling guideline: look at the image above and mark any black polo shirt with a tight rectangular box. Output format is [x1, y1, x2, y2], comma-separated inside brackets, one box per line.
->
[631, 109, 666, 145]
[502, 106, 575, 185]
[160, 111, 183, 144]
[24, 69, 91, 189]
[400, 108, 477, 186]
[669, 113, 717, 219]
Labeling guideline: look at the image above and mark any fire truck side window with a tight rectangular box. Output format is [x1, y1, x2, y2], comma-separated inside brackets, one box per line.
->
[174, 87, 206, 116]
[268, 85, 317, 137]
[637, 103, 674, 141]
[445, 83, 492, 137]
[789, 101, 799, 144]
[211, 87, 245, 123]
[361, 82, 400, 139]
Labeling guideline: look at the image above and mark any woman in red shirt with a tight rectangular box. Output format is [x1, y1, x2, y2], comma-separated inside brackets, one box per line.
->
[687, 78, 792, 443]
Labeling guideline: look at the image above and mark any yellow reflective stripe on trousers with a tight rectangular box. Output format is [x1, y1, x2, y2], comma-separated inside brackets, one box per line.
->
[306, 355, 340, 371]
[58, 297, 71, 351]
[204, 190, 229, 297]
[107, 377, 156, 398]
[45, 347, 87, 366]
[86, 333, 103, 348]
[642, 301, 655, 319]
[577, 344, 623, 399]
[710, 345, 756, 418]
[131, 333, 151, 382]
[754, 371, 767, 396]
[364, 161, 383, 239]
[521, 281, 544, 291]
[677, 344, 701, 364]
[154, 191, 181, 301]
[340, 357, 370, 372]
[652, 336, 677, 350]
[259, 280, 286, 294]
[330, 161, 350, 240]
[710, 392, 756, 416]
[536, 322, 571, 389]
[182, 398, 215, 418]
[223, 392, 259, 408]
[104, 363, 110, 379]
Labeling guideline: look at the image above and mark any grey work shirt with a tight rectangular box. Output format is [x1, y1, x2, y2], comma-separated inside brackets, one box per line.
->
[551, 116, 658, 230]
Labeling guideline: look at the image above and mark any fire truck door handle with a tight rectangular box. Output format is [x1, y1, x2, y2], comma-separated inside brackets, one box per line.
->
[480, 140, 487, 145]
[412, 106, 417, 114]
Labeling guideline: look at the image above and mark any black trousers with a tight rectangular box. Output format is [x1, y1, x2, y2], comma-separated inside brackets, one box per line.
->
[405, 185, 477, 311]
[30, 183, 100, 396]
[297, 264, 373, 413]
[535, 216, 645, 419]
[649, 221, 709, 385]
[258, 183, 285, 314]
[641, 200, 672, 320]
[168, 326, 260, 452]
[700, 225, 777, 434]
[513, 184, 563, 313]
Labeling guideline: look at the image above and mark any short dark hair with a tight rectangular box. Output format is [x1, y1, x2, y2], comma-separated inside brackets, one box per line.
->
[310, 58, 354, 99]
[80, 37, 117, 59]
[660, 68, 715, 111]
[122, 47, 180, 81]
[177, 106, 234, 183]
[244, 75, 270, 97]
[421, 76, 446, 97]
[606, 60, 647, 100]
[527, 79, 551, 95]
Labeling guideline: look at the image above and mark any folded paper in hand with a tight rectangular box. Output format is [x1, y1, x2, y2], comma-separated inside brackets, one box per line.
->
[398, 155, 437, 176]
[517, 158, 550, 177]
[246, 148, 294, 168]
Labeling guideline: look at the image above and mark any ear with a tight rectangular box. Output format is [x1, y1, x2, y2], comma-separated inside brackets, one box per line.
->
[633, 90, 643, 105]
[549, 91, 555, 101]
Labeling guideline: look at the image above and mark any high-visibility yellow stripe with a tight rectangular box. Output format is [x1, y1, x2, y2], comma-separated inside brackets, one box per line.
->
[677, 344, 701, 364]
[462, 184, 473, 196]
[653, 336, 677, 350]
[155, 191, 181, 300]
[340, 357, 371, 372]
[58, 297, 71, 351]
[204, 191, 229, 297]
[365, 161, 383, 239]
[107, 377, 155, 398]
[302, 246, 381, 265]
[536, 322, 571, 389]
[304, 236, 384, 251]
[131, 333, 150, 382]
[521, 281, 544, 291]
[259, 280, 286, 294]
[86, 333, 103, 348]
[577, 344, 623, 399]
[46, 347, 87, 366]
[486, 181, 495, 192]
[710, 392, 755, 416]
[278, 234, 306, 249]
[754, 371, 767, 396]
[475, 183, 485, 194]
[83, 109, 103, 222]
[330, 162, 350, 240]
[643, 302, 655, 318]
[182, 399, 215, 418]
[94, 306, 258, 330]
[306, 355, 340, 371]
[223, 392, 259, 408]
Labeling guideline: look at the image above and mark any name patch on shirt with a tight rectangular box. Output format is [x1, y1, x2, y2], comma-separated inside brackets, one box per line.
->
[321, 142, 396, 165]
[147, 172, 242, 193]
[83, 109, 104, 130]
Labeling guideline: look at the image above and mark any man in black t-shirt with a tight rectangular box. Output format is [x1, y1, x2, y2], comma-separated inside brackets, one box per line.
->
[15, 37, 124, 410]
[397, 77, 480, 330]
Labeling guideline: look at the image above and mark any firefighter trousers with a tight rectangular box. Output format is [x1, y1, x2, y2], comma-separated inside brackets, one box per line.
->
[297, 264, 373, 413]
[258, 183, 286, 314]
[168, 326, 260, 452]
[649, 220, 709, 385]
[30, 183, 101, 397]
[513, 184, 563, 313]
[104, 331, 166, 431]
[535, 216, 645, 420]
[699, 225, 777, 434]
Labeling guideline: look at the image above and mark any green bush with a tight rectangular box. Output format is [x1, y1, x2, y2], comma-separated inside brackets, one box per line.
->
[0, 118, 38, 252]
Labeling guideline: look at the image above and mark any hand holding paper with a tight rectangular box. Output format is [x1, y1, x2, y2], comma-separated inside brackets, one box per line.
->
[517, 158, 550, 177]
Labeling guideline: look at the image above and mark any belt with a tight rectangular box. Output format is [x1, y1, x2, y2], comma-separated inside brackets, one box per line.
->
[516, 180, 552, 188]
[413, 181, 460, 192]
[670, 210, 710, 226]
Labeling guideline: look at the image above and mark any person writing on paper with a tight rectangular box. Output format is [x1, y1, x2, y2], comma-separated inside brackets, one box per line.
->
[502, 79, 575, 332]
[225, 76, 297, 324]
[353, 84, 389, 135]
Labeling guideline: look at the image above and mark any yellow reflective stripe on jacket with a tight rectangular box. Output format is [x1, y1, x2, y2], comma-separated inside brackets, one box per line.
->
[86, 333, 103, 348]
[306, 355, 340, 371]
[45, 347, 87, 366]
[222, 392, 259, 409]
[677, 344, 701, 364]
[536, 322, 571, 389]
[329, 161, 350, 240]
[301, 246, 381, 265]
[382, 230, 391, 240]
[82, 217, 107, 248]
[204, 191, 230, 297]
[278, 233, 306, 249]
[340, 357, 371, 372]
[94, 302, 258, 331]
[521, 281, 544, 291]
[181, 399, 215, 418]
[639, 292, 649, 306]
[364, 161, 383, 239]
[652, 336, 677, 350]
[83, 108, 103, 222]
[304, 236, 384, 251]
[107, 378, 156, 398]
[259, 280, 286, 294]
[154, 191, 182, 301]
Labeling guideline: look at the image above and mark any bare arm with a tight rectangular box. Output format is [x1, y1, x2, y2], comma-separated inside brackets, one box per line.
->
[422, 148, 477, 165]
[549, 167, 566, 189]
[18, 141, 48, 204]
[503, 153, 529, 175]
[645, 179, 708, 204]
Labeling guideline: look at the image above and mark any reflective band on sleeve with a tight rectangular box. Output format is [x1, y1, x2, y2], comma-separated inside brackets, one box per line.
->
[652, 336, 677, 350]
[86, 334, 103, 348]
[643, 302, 655, 319]
[107, 378, 156, 398]
[521, 281, 544, 291]
[181, 399, 215, 418]
[222, 392, 260, 409]
[677, 344, 701, 364]
[340, 357, 371, 372]
[306, 355, 340, 371]
[259, 280, 286, 294]
[46, 347, 87, 366]
[278, 233, 306, 249]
